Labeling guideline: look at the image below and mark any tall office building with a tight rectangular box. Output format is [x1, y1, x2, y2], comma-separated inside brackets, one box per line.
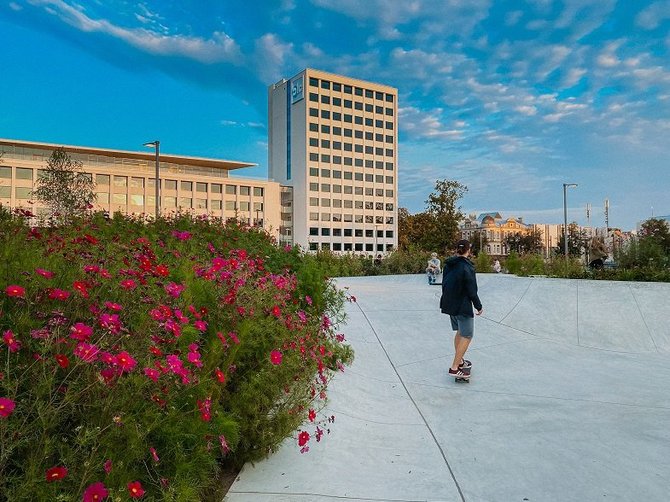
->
[268, 69, 398, 254]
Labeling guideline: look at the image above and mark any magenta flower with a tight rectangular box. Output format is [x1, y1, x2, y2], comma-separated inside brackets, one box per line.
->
[74, 342, 99, 363]
[149, 447, 160, 463]
[0, 397, 16, 418]
[164, 282, 185, 298]
[82, 481, 108, 502]
[49, 288, 70, 301]
[5, 285, 25, 298]
[35, 268, 54, 279]
[128, 480, 145, 499]
[104, 301, 123, 311]
[194, 320, 207, 331]
[103, 459, 112, 475]
[143, 368, 160, 382]
[116, 351, 137, 373]
[171, 230, 192, 240]
[219, 434, 230, 454]
[298, 430, 310, 447]
[3, 330, 22, 352]
[70, 322, 93, 341]
[120, 279, 137, 290]
[197, 397, 212, 422]
[270, 350, 283, 365]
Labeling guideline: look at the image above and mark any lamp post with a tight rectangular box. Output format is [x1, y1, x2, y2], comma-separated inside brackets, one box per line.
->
[143, 141, 160, 217]
[563, 183, 578, 258]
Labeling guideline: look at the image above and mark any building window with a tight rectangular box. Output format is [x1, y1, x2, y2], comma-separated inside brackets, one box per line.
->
[321, 124, 330, 134]
[211, 183, 222, 193]
[310, 167, 319, 176]
[355, 102, 363, 111]
[15, 187, 32, 199]
[211, 200, 222, 210]
[165, 179, 177, 190]
[309, 227, 319, 236]
[344, 99, 352, 108]
[239, 201, 250, 211]
[321, 110, 330, 119]
[309, 77, 319, 87]
[310, 197, 318, 206]
[309, 92, 318, 102]
[179, 197, 192, 208]
[355, 87, 363, 96]
[114, 176, 127, 188]
[310, 183, 319, 191]
[181, 181, 192, 192]
[112, 193, 127, 204]
[309, 138, 318, 147]
[0, 166, 11, 179]
[309, 153, 319, 161]
[253, 187, 264, 196]
[164, 196, 177, 208]
[16, 168, 33, 180]
[130, 194, 144, 206]
[321, 79, 330, 90]
[309, 108, 318, 117]
[321, 228, 330, 236]
[309, 212, 319, 221]
[321, 95, 330, 104]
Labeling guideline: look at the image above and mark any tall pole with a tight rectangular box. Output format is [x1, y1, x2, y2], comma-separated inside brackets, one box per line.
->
[563, 183, 578, 259]
[144, 140, 160, 218]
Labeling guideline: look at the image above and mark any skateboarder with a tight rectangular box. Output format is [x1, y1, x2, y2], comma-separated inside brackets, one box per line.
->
[440, 240, 483, 380]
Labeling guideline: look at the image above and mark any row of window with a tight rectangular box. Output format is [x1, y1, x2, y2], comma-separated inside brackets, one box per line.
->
[309, 122, 396, 138]
[308, 108, 394, 130]
[309, 183, 394, 198]
[308, 93, 394, 115]
[309, 197, 393, 211]
[308, 77, 395, 103]
[309, 242, 394, 252]
[0, 167, 265, 196]
[309, 134, 393, 147]
[310, 228, 394, 238]
[308, 213, 394, 224]
[309, 153, 394, 165]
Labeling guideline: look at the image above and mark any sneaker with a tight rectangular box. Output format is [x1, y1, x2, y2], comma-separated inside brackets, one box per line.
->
[448, 367, 470, 378]
[458, 359, 472, 370]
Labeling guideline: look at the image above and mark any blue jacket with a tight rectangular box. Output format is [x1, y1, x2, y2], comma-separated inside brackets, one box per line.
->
[440, 256, 482, 317]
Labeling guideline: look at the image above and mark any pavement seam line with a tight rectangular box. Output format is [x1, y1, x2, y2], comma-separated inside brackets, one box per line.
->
[498, 277, 534, 324]
[576, 281, 581, 347]
[355, 302, 467, 502]
[227, 490, 430, 501]
[628, 285, 659, 353]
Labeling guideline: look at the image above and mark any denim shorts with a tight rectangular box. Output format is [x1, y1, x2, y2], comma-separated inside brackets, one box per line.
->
[450, 315, 474, 338]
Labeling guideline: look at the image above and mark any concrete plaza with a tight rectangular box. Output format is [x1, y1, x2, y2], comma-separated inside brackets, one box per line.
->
[225, 274, 670, 502]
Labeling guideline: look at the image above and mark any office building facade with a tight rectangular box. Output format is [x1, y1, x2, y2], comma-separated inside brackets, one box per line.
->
[268, 69, 398, 254]
[0, 139, 281, 240]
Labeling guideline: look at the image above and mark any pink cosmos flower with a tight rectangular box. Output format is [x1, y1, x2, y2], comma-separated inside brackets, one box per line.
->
[171, 230, 192, 241]
[72, 281, 89, 298]
[82, 481, 108, 502]
[214, 368, 226, 384]
[49, 288, 70, 301]
[197, 397, 212, 422]
[35, 268, 54, 279]
[116, 351, 137, 373]
[99, 313, 121, 334]
[104, 301, 123, 311]
[149, 447, 160, 463]
[308, 409, 316, 422]
[144, 368, 160, 382]
[0, 397, 16, 418]
[305, 295, 313, 305]
[164, 282, 185, 298]
[271, 305, 281, 318]
[103, 459, 112, 475]
[120, 279, 137, 290]
[5, 285, 25, 298]
[74, 342, 99, 363]
[219, 434, 230, 454]
[193, 320, 207, 332]
[3, 330, 22, 352]
[98, 352, 115, 365]
[228, 331, 240, 344]
[270, 350, 283, 366]
[128, 481, 145, 499]
[187, 350, 203, 368]
[46, 466, 68, 482]
[70, 322, 94, 341]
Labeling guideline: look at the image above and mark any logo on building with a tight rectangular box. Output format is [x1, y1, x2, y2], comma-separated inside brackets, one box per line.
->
[290, 76, 304, 104]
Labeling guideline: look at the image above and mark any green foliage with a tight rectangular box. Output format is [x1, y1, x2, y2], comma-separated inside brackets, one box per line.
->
[473, 251, 492, 273]
[32, 148, 97, 220]
[555, 222, 587, 257]
[0, 212, 352, 501]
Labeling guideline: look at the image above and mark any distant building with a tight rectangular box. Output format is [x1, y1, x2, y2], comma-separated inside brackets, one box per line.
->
[460, 212, 531, 256]
[0, 138, 282, 239]
[268, 68, 398, 254]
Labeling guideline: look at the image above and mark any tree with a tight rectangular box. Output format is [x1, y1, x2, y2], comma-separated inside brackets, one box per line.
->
[423, 179, 467, 253]
[33, 147, 96, 219]
[639, 218, 670, 255]
[470, 230, 488, 255]
[555, 222, 587, 257]
[397, 207, 437, 251]
[506, 229, 543, 254]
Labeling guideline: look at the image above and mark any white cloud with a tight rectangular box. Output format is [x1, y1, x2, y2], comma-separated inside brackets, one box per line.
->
[27, 0, 242, 64]
[399, 106, 464, 140]
[636, 0, 670, 30]
[9, 2, 22, 11]
[515, 105, 537, 116]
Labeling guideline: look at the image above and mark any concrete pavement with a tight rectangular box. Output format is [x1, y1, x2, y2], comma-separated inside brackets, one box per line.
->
[225, 274, 670, 502]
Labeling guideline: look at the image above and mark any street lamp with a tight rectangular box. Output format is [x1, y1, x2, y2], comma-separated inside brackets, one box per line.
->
[143, 140, 160, 217]
[563, 183, 578, 258]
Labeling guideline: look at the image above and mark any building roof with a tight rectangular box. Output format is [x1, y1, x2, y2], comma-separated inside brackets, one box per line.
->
[478, 212, 502, 222]
[0, 138, 255, 171]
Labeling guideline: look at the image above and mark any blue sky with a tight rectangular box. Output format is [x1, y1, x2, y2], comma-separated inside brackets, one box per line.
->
[1, 0, 669, 230]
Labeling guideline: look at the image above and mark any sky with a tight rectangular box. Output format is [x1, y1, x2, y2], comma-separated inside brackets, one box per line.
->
[1, 0, 669, 231]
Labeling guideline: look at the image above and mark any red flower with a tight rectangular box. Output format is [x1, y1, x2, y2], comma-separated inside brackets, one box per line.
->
[70, 322, 93, 341]
[128, 481, 145, 498]
[5, 285, 25, 298]
[49, 288, 70, 301]
[298, 430, 310, 447]
[197, 397, 212, 422]
[164, 282, 185, 298]
[35, 268, 54, 279]
[104, 301, 122, 311]
[308, 409, 316, 422]
[0, 397, 15, 418]
[116, 351, 137, 373]
[73, 281, 89, 298]
[144, 367, 160, 382]
[149, 447, 160, 463]
[271, 305, 281, 318]
[3, 330, 22, 352]
[270, 350, 283, 365]
[82, 481, 108, 501]
[154, 264, 169, 277]
[46, 466, 68, 482]
[120, 279, 137, 290]
[55, 354, 70, 368]
[214, 368, 226, 383]
[73, 342, 99, 363]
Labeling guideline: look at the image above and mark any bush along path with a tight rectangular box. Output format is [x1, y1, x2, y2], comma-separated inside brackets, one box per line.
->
[0, 209, 353, 501]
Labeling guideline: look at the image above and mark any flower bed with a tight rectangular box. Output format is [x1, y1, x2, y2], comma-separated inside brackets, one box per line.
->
[0, 209, 352, 501]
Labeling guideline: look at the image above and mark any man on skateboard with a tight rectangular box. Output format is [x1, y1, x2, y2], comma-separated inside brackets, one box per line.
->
[440, 240, 483, 381]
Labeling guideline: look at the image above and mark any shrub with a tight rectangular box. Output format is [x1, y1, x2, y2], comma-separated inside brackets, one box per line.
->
[473, 252, 492, 273]
[0, 211, 352, 501]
